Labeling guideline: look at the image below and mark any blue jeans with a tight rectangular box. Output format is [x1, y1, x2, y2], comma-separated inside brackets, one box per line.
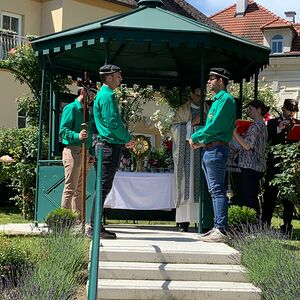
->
[202, 145, 229, 229]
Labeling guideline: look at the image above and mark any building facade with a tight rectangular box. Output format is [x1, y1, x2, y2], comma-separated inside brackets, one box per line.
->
[0, 0, 218, 135]
[0, 0, 135, 128]
[210, 0, 300, 110]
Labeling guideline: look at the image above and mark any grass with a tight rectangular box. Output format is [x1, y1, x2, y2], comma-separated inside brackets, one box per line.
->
[0, 206, 28, 224]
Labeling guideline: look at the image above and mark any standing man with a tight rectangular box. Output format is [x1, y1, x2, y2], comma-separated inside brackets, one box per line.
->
[171, 86, 210, 232]
[60, 87, 95, 222]
[189, 68, 236, 243]
[89, 64, 135, 239]
[262, 99, 300, 234]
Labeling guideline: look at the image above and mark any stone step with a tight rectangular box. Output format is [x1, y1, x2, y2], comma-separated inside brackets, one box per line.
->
[99, 245, 239, 264]
[95, 279, 261, 300]
[98, 261, 249, 282]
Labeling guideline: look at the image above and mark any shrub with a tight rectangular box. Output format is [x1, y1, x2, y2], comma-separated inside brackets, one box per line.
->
[0, 235, 39, 284]
[1, 231, 89, 300]
[228, 205, 256, 228]
[0, 126, 48, 219]
[229, 226, 300, 300]
[45, 208, 79, 233]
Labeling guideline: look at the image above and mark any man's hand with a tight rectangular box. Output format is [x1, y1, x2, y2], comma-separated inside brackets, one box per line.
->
[125, 138, 135, 149]
[88, 155, 95, 165]
[278, 120, 289, 130]
[79, 129, 88, 140]
[189, 138, 203, 149]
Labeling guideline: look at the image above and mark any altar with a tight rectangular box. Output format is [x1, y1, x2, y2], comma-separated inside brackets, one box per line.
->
[104, 171, 175, 210]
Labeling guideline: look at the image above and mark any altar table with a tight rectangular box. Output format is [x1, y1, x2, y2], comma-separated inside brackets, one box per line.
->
[104, 171, 175, 210]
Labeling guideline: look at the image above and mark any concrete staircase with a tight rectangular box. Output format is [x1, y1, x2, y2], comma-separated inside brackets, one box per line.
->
[89, 226, 261, 300]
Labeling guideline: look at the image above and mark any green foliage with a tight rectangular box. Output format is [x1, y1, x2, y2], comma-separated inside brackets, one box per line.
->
[115, 84, 155, 128]
[270, 142, 300, 209]
[0, 44, 70, 126]
[45, 208, 79, 233]
[0, 126, 48, 219]
[158, 86, 191, 108]
[0, 235, 39, 281]
[147, 143, 173, 170]
[230, 227, 300, 300]
[228, 205, 256, 227]
[227, 80, 278, 118]
[1, 232, 89, 300]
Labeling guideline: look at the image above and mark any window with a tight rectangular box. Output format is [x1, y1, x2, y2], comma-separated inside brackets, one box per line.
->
[17, 110, 26, 128]
[1, 12, 22, 35]
[271, 34, 283, 54]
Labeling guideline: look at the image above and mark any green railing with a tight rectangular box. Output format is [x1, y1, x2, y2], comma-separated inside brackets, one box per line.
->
[87, 149, 103, 300]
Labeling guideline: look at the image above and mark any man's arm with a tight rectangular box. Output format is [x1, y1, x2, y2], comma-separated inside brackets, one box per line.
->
[192, 97, 235, 143]
[59, 105, 81, 143]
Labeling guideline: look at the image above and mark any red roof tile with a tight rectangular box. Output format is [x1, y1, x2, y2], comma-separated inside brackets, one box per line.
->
[210, 1, 300, 54]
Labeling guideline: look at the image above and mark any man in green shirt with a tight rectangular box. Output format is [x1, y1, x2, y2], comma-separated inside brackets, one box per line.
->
[60, 87, 95, 221]
[189, 67, 236, 242]
[89, 64, 135, 239]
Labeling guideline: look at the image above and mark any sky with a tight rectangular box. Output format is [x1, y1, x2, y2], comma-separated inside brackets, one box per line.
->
[186, 0, 300, 20]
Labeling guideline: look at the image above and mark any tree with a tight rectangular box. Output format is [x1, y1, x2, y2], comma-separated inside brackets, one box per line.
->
[270, 142, 300, 211]
[0, 43, 70, 218]
[0, 43, 70, 126]
[227, 80, 279, 118]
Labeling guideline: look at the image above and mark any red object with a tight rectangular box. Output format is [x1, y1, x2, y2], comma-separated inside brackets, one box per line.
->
[287, 124, 300, 141]
[235, 119, 253, 134]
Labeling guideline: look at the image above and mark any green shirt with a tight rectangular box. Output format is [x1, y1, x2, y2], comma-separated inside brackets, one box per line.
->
[93, 85, 131, 144]
[59, 98, 94, 155]
[191, 90, 236, 144]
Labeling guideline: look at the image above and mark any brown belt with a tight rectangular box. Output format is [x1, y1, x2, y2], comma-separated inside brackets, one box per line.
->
[203, 141, 228, 150]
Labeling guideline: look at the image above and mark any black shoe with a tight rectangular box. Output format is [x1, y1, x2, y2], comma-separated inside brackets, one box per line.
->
[280, 224, 293, 235]
[178, 222, 189, 232]
[101, 226, 117, 239]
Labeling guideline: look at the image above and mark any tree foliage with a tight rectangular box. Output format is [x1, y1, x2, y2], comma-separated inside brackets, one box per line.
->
[227, 80, 279, 118]
[270, 142, 300, 210]
[0, 127, 48, 219]
[115, 84, 155, 129]
[0, 44, 70, 126]
[0, 43, 69, 218]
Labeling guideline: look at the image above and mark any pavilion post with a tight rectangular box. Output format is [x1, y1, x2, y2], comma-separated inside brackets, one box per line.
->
[198, 51, 206, 234]
[34, 59, 47, 222]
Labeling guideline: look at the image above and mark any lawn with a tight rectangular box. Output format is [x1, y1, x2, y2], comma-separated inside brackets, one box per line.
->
[0, 206, 28, 224]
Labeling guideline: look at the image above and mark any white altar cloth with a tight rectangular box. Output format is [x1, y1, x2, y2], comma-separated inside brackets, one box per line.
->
[104, 171, 175, 210]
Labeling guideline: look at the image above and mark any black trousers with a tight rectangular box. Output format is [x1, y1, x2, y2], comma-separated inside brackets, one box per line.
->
[240, 168, 263, 217]
[262, 158, 294, 226]
[90, 141, 122, 226]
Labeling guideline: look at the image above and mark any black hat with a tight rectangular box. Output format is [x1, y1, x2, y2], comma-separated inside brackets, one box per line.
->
[283, 99, 299, 112]
[99, 64, 121, 75]
[209, 67, 231, 80]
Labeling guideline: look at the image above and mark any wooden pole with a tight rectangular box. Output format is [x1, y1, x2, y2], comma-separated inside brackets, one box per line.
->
[81, 122, 87, 233]
[81, 74, 89, 233]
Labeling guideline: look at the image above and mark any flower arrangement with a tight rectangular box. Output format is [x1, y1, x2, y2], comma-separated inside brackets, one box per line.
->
[150, 106, 176, 137]
[115, 84, 155, 129]
[147, 138, 173, 171]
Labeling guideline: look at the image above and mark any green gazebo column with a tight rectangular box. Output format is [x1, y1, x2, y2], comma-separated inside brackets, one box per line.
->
[198, 50, 206, 234]
[48, 72, 53, 160]
[34, 59, 47, 221]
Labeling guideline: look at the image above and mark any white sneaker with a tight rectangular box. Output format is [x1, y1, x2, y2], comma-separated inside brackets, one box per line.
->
[198, 228, 228, 243]
[199, 228, 215, 237]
